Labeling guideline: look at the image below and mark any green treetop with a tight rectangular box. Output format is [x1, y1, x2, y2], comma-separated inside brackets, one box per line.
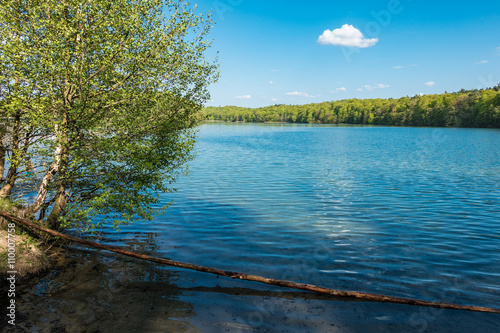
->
[0, 0, 219, 230]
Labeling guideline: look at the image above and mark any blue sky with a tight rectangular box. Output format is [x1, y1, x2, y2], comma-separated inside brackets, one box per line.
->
[196, 0, 500, 108]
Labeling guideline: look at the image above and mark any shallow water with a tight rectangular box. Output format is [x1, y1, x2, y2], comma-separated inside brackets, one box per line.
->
[5, 123, 500, 332]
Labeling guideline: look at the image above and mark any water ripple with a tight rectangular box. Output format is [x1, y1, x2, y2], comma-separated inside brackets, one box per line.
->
[100, 124, 500, 308]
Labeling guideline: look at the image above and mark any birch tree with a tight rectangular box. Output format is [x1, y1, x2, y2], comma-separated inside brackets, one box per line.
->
[0, 0, 218, 230]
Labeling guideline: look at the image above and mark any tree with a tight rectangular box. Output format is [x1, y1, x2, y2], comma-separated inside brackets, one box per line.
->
[0, 0, 219, 230]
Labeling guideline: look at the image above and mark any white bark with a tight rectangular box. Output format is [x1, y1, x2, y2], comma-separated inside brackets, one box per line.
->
[25, 143, 63, 216]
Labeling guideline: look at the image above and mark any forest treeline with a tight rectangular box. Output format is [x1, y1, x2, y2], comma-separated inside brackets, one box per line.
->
[204, 85, 500, 128]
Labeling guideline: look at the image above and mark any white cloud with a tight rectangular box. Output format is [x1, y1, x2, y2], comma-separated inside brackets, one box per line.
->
[356, 88, 363, 92]
[268, 81, 275, 84]
[475, 60, 488, 64]
[317, 24, 378, 48]
[235, 95, 251, 99]
[424, 81, 436, 87]
[392, 64, 418, 69]
[361, 83, 389, 91]
[285, 91, 314, 97]
[335, 87, 347, 92]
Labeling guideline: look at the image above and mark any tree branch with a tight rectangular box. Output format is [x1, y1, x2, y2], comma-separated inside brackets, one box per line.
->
[1, 211, 499, 315]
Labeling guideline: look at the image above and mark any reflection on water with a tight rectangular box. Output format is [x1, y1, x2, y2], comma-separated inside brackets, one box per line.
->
[5, 124, 500, 332]
[3, 246, 197, 332]
[7, 246, 500, 332]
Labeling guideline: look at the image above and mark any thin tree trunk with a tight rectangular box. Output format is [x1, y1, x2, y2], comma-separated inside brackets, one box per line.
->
[1, 211, 499, 315]
[44, 131, 69, 229]
[25, 112, 67, 217]
[45, 174, 67, 229]
[0, 112, 22, 197]
[0, 131, 5, 182]
[25, 109, 69, 221]
[25, 144, 63, 215]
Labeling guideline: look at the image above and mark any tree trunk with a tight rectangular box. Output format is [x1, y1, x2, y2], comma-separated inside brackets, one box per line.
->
[44, 135, 69, 229]
[25, 144, 63, 216]
[1, 211, 499, 315]
[0, 112, 22, 197]
[45, 179, 67, 230]
[25, 111, 68, 218]
[0, 131, 5, 183]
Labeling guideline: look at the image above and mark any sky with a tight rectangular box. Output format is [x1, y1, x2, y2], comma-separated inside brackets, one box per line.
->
[195, 0, 500, 108]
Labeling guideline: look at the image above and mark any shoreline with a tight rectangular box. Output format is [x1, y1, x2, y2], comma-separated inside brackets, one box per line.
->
[0, 218, 65, 329]
[2, 244, 500, 333]
[201, 119, 500, 129]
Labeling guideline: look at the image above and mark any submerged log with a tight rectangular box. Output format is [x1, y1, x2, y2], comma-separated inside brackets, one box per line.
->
[1, 211, 499, 314]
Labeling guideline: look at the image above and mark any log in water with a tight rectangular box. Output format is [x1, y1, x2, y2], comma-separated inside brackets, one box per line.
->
[2, 211, 499, 315]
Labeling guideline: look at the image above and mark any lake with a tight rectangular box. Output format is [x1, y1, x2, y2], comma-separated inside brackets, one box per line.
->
[9, 123, 500, 332]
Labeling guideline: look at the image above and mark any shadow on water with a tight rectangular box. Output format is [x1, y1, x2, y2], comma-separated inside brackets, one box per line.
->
[1, 227, 499, 332]
[2, 185, 499, 332]
[1, 242, 197, 332]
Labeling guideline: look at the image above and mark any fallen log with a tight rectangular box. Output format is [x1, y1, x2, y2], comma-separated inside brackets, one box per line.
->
[1, 211, 499, 314]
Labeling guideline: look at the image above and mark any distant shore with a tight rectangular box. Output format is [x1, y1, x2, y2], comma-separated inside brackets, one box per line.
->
[204, 86, 500, 128]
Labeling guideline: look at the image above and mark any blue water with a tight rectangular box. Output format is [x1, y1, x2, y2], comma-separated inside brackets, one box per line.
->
[17, 123, 499, 332]
[100, 123, 500, 308]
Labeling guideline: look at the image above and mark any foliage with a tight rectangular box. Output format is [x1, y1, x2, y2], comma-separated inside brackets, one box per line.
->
[0, 197, 23, 213]
[0, 0, 218, 230]
[204, 86, 500, 128]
